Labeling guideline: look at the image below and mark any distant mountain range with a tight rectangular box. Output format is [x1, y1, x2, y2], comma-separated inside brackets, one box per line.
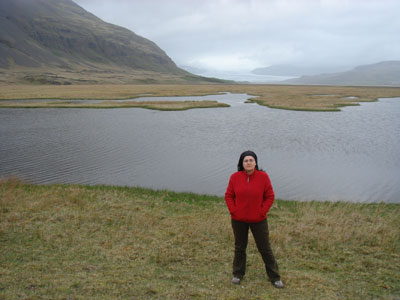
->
[252, 61, 400, 86]
[252, 64, 349, 77]
[0, 0, 223, 84]
[283, 61, 400, 86]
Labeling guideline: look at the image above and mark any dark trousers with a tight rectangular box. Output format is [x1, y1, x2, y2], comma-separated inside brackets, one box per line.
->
[231, 218, 280, 282]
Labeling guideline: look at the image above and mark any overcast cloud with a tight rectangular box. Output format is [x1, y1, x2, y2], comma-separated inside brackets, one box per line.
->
[74, 0, 400, 72]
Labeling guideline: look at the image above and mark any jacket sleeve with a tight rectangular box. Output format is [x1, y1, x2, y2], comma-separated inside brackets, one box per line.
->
[261, 174, 275, 215]
[225, 176, 236, 213]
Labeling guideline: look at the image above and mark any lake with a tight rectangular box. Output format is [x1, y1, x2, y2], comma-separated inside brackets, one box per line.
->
[191, 70, 297, 83]
[0, 93, 399, 203]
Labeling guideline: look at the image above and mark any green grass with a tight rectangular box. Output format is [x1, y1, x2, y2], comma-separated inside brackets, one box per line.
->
[1, 178, 399, 300]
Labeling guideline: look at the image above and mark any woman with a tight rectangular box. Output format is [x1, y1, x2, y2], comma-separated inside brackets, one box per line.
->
[225, 150, 284, 288]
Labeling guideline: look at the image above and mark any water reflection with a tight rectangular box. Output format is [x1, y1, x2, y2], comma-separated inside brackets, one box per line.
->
[0, 93, 399, 203]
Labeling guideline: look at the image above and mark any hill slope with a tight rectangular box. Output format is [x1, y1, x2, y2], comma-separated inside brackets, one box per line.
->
[0, 0, 220, 84]
[284, 61, 400, 86]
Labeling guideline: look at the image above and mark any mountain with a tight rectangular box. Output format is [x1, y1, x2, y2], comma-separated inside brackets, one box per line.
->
[0, 0, 221, 84]
[252, 64, 349, 77]
[283, 61, 400, 86]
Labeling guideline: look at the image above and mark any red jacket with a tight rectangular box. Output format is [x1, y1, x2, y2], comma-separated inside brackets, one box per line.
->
[225, 170, 275, 223]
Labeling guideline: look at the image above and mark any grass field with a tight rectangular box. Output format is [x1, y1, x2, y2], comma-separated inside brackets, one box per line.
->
[1, 178, 399, 300]
[1, 84, 400, 111]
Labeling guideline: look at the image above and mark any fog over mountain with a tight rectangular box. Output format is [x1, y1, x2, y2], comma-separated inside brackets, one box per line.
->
[75, 0, 400, 74]
[252, 65, 350, 77]
[2, 0, 399, 85]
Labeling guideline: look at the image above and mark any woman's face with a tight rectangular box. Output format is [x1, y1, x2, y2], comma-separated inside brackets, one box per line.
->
[243, 155, 256, 174]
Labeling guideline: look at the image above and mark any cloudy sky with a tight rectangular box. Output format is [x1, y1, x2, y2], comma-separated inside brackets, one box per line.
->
[74, 0, 400, 73]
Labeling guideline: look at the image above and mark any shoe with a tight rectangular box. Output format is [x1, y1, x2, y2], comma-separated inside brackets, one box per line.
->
[231, 277, 241, 284]
[273, 280, 284, 288]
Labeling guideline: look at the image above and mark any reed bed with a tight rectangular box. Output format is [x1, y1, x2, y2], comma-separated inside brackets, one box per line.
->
[0, 100, 228, 111]
[1, 178, 399, 299]
[1, 84, 400, 111]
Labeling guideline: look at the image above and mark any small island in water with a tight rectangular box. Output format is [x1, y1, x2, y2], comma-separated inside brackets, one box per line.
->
[1, 84, 400, 111]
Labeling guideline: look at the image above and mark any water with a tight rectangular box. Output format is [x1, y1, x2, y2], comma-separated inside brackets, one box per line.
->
[193, 70, 297, 83]
[1, 93, 399, 203]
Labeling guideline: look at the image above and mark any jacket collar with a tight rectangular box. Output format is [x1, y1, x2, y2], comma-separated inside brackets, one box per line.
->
[242, 169, 257, 177]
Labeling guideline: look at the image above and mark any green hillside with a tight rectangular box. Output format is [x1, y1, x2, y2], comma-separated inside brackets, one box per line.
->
[0, 0, 223, 84]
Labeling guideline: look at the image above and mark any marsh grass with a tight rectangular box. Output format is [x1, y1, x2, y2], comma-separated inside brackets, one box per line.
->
[1, 178, 399, 299]
[0, 84, 400, 111]
[0, 100, 229, 111]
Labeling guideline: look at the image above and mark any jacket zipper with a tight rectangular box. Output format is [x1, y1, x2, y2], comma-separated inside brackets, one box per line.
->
[246, 174, 250, 222]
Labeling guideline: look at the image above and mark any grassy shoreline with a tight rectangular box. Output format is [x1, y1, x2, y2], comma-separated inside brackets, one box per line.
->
[1, 179, 399, 299]
[1, 84, 400, 111]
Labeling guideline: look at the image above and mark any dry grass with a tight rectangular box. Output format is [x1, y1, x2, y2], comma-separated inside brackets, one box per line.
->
[0, 84, 400, 111]
[0, 100, 229, 111]
[1, 178, 399, 300]
[0, 66, 222, 85]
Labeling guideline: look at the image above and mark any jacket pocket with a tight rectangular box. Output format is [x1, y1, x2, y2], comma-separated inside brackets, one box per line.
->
[230, 206, 238, 215]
